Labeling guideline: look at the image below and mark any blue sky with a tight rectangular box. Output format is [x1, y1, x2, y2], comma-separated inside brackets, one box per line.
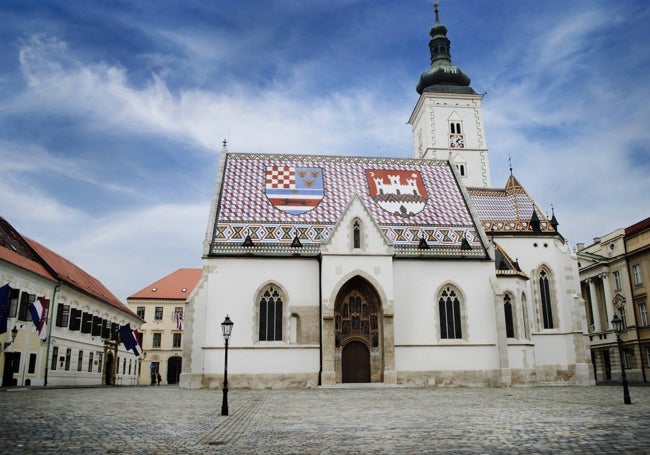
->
[1, 0, 648, 302]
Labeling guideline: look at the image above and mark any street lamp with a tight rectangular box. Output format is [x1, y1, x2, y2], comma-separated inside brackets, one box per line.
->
[221, 315, 234, 416]
[611, 314, 631, 405]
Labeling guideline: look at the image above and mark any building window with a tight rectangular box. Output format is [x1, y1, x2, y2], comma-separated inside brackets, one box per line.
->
[173, 333, 182, 349]
[155, 307, 163, 320]
[613, 271, 622, 291]
[65, 349, 71, 371]
[646, 347, 650, 367]
[258, 285, 284, 341]
[504, 294, 515, 338]
[450, 122, 462, 134]
[78, 350, 83, 372]
[69, 308, 82, 331]
[633, 264, 643, 285]
[28, 353, 37, 374]
[8, 288, 19, 318]
[619, 309, 628, 330]
[51, 346, 58, 371]
[56, 304, 70, 327]
[640, 303, 649, 327]
[88, 352, 94, 372]
[152, 332, 162, 348]
[137, 307, 145, 319]
[353, 220, 361, 249]
[539, 269, 555, 329]
[623, 350, 632, 370]
[439, 286, 463, 339]
[97, 353, 103, 373]
[522, 293, 530, 339]
[18, 293, 35, 321]
[173, 307, 183, 320]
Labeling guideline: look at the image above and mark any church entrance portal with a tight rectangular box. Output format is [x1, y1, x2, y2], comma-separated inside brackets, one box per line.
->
[334, 276, 382, 383]
[342, 341, 370, 383]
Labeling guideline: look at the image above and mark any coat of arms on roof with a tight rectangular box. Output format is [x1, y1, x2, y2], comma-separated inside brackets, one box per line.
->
[365, 169, 428, 217]
[265, 165, 325, 215]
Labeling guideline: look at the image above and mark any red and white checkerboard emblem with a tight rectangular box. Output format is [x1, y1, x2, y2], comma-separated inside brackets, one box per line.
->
[265, 165, 325, 215]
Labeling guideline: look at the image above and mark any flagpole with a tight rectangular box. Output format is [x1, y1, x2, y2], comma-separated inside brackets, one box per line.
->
[44, 283, 61, 387]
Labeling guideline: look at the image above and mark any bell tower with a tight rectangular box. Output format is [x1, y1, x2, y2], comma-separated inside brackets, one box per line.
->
[408, 2, 491, 188]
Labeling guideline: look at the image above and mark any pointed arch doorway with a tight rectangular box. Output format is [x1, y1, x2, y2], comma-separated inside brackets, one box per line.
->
[334, 276, 383, 383]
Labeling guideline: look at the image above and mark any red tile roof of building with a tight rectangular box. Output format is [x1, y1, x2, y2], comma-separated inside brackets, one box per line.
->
[625, 217, 650, 236]
[0, 244, 57, 283]
[26, 237, 136, 317]
[128, 268, 202, 300]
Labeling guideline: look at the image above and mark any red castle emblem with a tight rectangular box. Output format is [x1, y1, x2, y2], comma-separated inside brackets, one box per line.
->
[365, 169, 428, 217]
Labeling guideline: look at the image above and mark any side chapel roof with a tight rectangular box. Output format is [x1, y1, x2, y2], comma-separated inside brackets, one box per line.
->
[209, 153, 489, 258]
[468, 174, 559, 236]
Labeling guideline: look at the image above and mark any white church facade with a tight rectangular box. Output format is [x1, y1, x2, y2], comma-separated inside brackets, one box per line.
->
[180, 5, 593, 389]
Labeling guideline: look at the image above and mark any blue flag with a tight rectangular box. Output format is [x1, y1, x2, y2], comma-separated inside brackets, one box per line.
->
[0, 283, 10, 335]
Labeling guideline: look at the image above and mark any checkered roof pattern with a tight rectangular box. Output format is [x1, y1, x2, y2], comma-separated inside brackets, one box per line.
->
[209, 153, 488, 252]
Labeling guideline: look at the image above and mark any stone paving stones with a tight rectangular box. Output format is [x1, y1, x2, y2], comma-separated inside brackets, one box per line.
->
[0, 385, 648, 454]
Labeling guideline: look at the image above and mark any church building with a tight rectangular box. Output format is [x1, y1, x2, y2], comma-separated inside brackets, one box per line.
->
[181, 5, 593, 389]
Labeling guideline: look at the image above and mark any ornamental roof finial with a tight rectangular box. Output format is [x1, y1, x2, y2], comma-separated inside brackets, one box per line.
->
[434, 2, 440, 23]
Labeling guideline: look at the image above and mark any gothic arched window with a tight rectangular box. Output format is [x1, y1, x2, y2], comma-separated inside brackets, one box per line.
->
[539, 269, 555, 329]
[504, 293, 515, 338]
[353, 220, 361, 249]
[438, 286, 463, 339]
[258, 285, 284, 341]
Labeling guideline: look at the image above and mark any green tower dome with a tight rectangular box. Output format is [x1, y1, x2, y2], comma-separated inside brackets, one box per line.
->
[416, 3, 473, 95]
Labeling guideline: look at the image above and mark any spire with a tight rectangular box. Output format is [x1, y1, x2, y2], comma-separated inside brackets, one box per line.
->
[550, 205, 559, 231]
[416, 2, 472, 94]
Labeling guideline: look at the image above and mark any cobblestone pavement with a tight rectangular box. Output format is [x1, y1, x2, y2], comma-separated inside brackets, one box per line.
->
[1, 385, 649, 454]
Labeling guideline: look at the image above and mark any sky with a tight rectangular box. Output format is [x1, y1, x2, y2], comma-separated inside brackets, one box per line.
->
[0, 0, 648, 303]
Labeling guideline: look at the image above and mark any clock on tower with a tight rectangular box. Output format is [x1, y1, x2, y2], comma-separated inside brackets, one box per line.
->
[449, 134, 464, 149]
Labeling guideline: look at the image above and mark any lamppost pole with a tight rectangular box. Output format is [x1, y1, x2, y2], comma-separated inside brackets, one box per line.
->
[611, 315, 632, 405]
[221, 315, 234, 416]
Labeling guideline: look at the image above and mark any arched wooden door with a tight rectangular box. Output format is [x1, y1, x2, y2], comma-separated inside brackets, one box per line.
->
[342, 341, 370, 383]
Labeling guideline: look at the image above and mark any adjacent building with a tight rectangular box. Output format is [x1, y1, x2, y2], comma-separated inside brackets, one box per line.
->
[0, 216, 142, 387]
[127, 268, 201, 385]
[578, 217, 650, 383]
[180, 6, 593, 389]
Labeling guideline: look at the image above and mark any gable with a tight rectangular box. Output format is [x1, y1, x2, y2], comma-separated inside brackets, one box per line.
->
[210, 153, 487, 258]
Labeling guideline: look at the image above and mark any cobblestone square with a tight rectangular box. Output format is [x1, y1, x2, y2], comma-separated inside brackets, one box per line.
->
[1, 385, 649, 454]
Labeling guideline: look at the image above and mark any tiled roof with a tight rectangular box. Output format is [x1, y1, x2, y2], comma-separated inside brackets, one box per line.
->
[128, 268, 202, 300]
[494, 243, 528, 279]
[625, 217, 650, 236]
[211, 153, 487, 257]
[0, 245, 56, 282]
[468, 175, 556, 234]
[26, 237, 136, 317]
[0, 216, 56, 282]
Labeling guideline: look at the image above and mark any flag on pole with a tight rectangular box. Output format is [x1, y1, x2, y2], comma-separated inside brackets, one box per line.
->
[28, 296, 48, 341]
[0, 283, 10, 335]
[119, 323, 143, 356]
[175, 311, 183, 330]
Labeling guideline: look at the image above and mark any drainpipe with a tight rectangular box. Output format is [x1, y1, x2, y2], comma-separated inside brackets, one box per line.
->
[44, 282, 61, 386]
[318, 254, 323, 386]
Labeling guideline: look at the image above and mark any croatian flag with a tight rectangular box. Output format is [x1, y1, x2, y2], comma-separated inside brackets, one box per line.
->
[176, 311, 183, 331]
[28, 296, 48, 341]
[119, 323, 143, 356]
